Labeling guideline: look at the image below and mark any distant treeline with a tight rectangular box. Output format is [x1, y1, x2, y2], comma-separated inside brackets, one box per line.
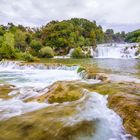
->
[0, 18, 139, 60]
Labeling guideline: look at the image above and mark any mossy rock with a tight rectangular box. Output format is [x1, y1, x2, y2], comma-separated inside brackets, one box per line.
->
[77, 66, 85, 73]
[36, 81, 84, 103]
[0, 84, 14, 99]
[33, 81, 140, 104]
[0, 100, 95, 140]
[108, 93, 140, 139]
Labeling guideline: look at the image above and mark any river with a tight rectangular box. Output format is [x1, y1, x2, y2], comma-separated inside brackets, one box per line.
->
[0, 59, 139, 140]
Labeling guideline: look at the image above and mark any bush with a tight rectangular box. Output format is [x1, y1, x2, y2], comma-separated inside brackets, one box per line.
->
[0, 44, 16, 59]
[71, 47, 85, 58]
[39, 47, 54, 58]
[77, 67, 85, 73]
[16, 52, 39, 62]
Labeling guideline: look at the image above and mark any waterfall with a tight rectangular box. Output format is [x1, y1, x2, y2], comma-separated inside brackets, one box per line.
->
[95, 43, 139, 59]
[67, 48, 74, 57]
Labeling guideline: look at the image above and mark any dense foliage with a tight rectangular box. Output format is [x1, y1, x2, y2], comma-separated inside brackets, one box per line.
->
[0, 18, 139, 60]
[40, 18, 105, 55]
[125, 29, 140, 43]
[39, 47, 54, 58]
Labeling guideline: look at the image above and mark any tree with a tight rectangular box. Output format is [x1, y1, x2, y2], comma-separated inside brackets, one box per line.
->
[30, 40, 43, 55]
[0, 32, 16, 59]
[125, 29, 140, 43]
[105, 29, 114, 43]
[90, 30, 97, 50]
[14, 30, 27, 52]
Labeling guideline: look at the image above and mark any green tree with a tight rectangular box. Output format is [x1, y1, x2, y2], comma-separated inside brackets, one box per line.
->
[30, 40, 43, 55]
[14, 30, 27, 52]
[90, 30, 97, 50]
[0, 32, 16, 59]
[125, 29, 140, 42]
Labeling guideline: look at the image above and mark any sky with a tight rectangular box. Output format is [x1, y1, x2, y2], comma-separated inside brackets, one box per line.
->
[0, 0, 140, 32]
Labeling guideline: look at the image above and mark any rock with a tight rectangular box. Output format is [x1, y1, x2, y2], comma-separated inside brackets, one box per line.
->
[36, 81, 84, 103]
[34, 81, 140, 103]
[95, 73, 109, 81]
[0, 84, 14, 99]
[0, 100, 95, 140]
[108, 93, 140, 139]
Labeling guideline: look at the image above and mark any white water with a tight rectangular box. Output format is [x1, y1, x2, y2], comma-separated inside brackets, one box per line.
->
[54, 48, 74, 58]
[55, 43, 139, 59]
[0, 61, 79, 88]
[60, 90, 135, 140]
[0, 61, 80, 120]
[96, 43, 139, 59]
[0, 61, 136, 139]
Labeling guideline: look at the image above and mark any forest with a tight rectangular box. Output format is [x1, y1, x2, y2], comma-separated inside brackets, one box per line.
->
[0, 18, 139, 61]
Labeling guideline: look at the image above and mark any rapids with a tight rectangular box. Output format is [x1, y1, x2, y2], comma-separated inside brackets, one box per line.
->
[0, 61, 136, 140]
[0, 61, 80, 120]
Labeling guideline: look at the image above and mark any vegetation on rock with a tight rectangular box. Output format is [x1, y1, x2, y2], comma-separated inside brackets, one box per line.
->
[108, 93, 140, 139]
[35, 81, 83, 103]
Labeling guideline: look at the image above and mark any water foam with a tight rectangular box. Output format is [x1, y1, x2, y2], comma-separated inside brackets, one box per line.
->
[0, 61, 80, 120]
[96, 43, 139, 59]
[62, 90, 135, 140]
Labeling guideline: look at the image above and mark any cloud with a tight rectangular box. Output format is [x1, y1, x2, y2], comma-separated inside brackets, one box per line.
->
[0, 0, 140, 32]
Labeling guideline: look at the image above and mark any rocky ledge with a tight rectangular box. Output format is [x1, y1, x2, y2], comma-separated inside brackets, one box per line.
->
[108, 93, 140, 139]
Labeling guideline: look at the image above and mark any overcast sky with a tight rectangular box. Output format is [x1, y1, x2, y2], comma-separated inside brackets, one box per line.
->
[0, 0, 140, 32]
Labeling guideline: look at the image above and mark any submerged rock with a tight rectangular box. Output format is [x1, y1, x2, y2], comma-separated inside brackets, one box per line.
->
[95, 73, 108, 81]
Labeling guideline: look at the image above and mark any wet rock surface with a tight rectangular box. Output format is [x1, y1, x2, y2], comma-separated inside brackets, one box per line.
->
[108, 93, 140, 139]
[36, 81, 84, 103]
[0, 84, 14, 99]
[0, 61, 140, 140]
[0, 103, 95, 140]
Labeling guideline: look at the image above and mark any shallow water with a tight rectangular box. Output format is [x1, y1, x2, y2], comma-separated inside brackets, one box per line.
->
[0, 61, 81, 119]
[0, 60, 138, 140]
[40, 58, 140, 78]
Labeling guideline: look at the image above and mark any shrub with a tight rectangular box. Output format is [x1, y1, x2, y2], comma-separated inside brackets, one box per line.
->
[16, 52, 39, 62]
[71, 47, 85, 58]
[39, 47, 54, 58]
[77, 67, 85, 73]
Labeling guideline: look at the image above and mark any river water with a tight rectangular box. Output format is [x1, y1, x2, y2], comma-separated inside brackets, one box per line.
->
[0, 60, 139, 140]
[41, 58, 140, 78]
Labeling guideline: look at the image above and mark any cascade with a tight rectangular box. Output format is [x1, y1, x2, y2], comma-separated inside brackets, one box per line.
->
[95, 43, 139, 58]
